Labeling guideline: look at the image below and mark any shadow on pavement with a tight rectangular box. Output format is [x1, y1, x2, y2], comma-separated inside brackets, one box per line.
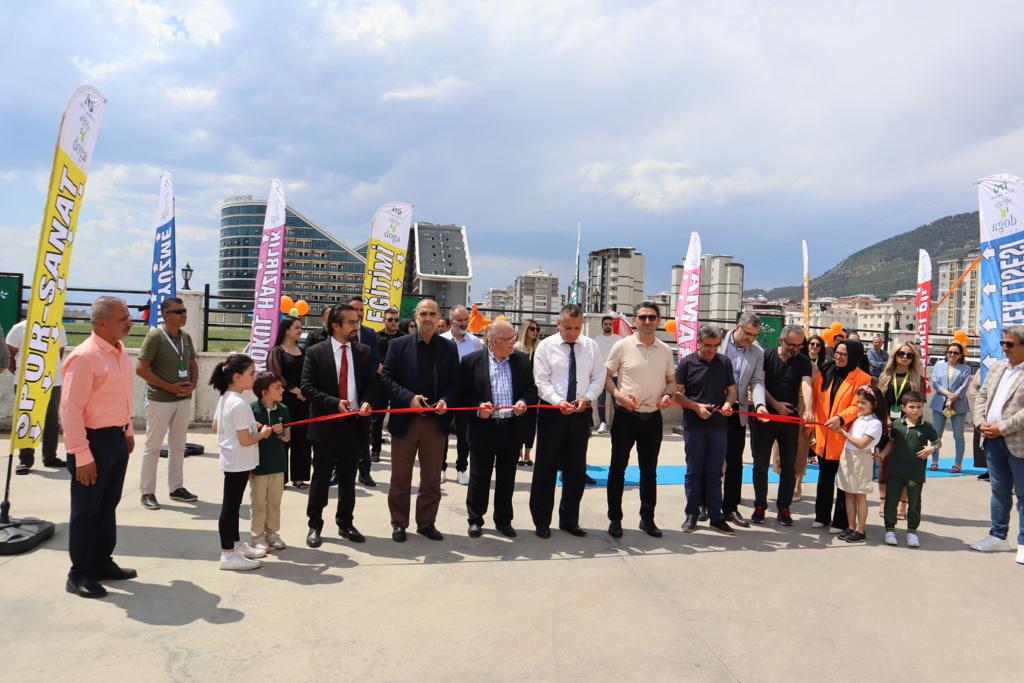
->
[103, 579, 244, 626]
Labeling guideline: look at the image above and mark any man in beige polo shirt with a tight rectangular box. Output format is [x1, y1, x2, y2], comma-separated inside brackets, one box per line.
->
[604, 301, 676, 539]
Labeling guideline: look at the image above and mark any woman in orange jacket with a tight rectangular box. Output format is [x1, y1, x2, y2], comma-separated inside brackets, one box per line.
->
[811, 339, 873, 532]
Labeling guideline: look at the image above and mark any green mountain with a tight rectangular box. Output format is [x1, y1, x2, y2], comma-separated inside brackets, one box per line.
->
[745, 212, 979, 299]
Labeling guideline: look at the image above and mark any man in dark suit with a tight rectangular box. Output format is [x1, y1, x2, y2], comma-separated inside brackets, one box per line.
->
[301, 303, 374, 547]
[461, 320, 538, 538]
[348, 295, 381, 487]
[381, 299, 461, 542]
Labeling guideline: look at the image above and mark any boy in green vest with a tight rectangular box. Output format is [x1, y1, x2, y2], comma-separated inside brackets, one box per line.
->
[883, 390, 939, 547]
[250, 372, 290, 551]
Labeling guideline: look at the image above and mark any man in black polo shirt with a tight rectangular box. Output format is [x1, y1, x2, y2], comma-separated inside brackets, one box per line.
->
[675, 325, 737, 535]
[751, 324, 816, 526]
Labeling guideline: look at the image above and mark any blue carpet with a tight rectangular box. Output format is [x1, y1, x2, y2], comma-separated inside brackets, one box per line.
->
[563, 457, 984, 487]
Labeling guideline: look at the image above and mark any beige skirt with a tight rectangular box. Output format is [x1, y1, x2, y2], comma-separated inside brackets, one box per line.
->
[838, 448, 874, 494]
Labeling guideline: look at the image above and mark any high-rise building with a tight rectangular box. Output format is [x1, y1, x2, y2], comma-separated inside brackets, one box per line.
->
[585, 247, 645, 314]
[404, 222, 473, 311]
[646, 291, 672, 319]
[671, 254, 744, 325]
[935, 253, 980, 335]
[513, 268, 560, 324]
[484, 286, 513, 314]
[218, 195, 367, 312]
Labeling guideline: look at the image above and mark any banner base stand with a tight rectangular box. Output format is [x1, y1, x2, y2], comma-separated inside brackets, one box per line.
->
[0, 518, 55, 555]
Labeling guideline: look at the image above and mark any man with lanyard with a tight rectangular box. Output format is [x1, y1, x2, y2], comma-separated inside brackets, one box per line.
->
[136, 297, 200, 509]
[441, 304, 484, 485]
[369, 307, 403, 463]
[751, 324, 815, 526]
[713, 312, 766, 528]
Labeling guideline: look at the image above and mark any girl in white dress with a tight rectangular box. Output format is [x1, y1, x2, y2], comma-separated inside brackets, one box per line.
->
[836, 386, 886, 543]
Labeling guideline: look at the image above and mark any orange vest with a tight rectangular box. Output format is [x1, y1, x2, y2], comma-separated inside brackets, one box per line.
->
[812, 367, 873, 460]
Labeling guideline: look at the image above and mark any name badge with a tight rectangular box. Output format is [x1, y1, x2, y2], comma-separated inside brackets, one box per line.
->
[178, 360, 189, 380]
[889, 406, 901, 420]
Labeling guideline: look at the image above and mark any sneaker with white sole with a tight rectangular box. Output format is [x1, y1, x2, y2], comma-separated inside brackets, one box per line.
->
[597, 422, 608, 434]
[250, 535, 270, 552]
[906, 532, 920, 548]
[266, 532, 286, 550]
[440, 469, 446, 484]
[828, 526, 844, 534]
[811, 521, 825, 529]
[457, 470, 470, 486]
[884, 531, 897, 546]
[220, 551, 261, 571]
[1017, 546, 1024, 565]
[969, 535, 1014, 552]
[237, 541, 268, 559]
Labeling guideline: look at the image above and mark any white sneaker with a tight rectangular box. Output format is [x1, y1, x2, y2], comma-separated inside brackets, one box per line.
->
[970, 535, 1014, 552]
[237, 541, 268, 559]
[884, 531, 897, 546]
[220, 551, 261, 571]
[906, 532, 920, 548]
[811, 521, 825, 529]
[440, 469, 446, 484]
[828, 526, 843, 534]
[1017, 546, 1024, 565]
[457, 470, 470, 486]
[266, 532, 286, 550]
[597, 422, 608, 434]
[250, 534, 269, 551]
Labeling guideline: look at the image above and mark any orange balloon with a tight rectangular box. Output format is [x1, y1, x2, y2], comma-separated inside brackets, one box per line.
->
[296, 300, 310, 316]
[953, 330, 970, 345]
[664, 319, 677, 334]
[830, 321, 844, 333]
[822, 329, 835, 345]
[280, 295, 295, 314]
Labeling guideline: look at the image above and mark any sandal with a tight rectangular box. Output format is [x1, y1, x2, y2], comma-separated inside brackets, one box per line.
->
[929, 463, 939, 471]
[294, 481, 308, 489]
[524, 459, 534, 467]
[951, 464, 962, 474]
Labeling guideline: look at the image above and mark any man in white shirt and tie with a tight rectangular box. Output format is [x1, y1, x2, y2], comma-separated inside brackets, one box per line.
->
[530, 304, 606, 538]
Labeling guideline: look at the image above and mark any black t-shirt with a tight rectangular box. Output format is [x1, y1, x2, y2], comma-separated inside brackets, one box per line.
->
[417, 336, 439, 402]
[675, 352, 735, 429]
[763, 347, 814, 414]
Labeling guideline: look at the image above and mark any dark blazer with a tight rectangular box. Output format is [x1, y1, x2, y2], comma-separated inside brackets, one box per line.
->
[359, 325, 380, 367]
[301, 338, 376, 443]
[381, 332, 461, 438]
[461, 348, 538, 447]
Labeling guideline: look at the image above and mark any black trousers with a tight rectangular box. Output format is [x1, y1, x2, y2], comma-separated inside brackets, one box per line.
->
[67, 427, 128, 580]
[370, 388, 389, 453]
[20, 385, 62, 465]
[219, 470, 249, 550]
[308, 419, 365, 531]
[751, 420, 799, 511]
[814, 457, 848, 529]
[466, 420, 519, 526]
[607, 408, 663, 523]
[530, 407, 590, 529]
[716, 414, 747, 514]
[282, 392, 311, 482]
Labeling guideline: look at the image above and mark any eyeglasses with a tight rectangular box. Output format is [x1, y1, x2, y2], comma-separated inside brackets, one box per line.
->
[636, 314, 658, 322]
[385, 318, 398, 323]
[833, 351, 848, 358]
[493, 336, 516, 343]
[895, 351, 913, 359]
[946, 350, 961, 356]
[167, 309, 187, 315]
[808, 341, 821, 347]
[528, 326, 539, 332]
[1001, 340, 1018, 348]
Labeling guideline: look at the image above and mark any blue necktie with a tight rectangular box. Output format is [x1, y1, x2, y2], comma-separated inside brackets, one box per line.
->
[567, 342, 577, 402]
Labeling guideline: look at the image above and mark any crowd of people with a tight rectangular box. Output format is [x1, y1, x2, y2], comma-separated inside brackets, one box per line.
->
[11, 293, 1023, 598]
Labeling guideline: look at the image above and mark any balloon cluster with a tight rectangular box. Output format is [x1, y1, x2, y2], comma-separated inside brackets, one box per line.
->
[952, 329, 970, 346]
[280, 295, 310, 318]
[821, 321, 846, 346]
[664, 319, 677, 334]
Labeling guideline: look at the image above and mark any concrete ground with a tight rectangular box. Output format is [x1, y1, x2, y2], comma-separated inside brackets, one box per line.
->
[0, 428, 1020, 683]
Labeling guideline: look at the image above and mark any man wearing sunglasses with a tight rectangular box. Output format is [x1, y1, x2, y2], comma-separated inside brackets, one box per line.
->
[136, 297, 200, 509]
[972, 325, 1024, 565]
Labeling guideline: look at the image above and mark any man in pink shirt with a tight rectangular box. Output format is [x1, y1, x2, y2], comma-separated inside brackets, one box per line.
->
[60, 296, 137, 598]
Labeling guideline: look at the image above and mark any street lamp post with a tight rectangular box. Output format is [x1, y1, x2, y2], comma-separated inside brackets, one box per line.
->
[181, 262, 194, 291]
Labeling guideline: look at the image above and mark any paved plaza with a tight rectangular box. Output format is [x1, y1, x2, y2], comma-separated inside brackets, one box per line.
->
[0, 428, 1020, 682]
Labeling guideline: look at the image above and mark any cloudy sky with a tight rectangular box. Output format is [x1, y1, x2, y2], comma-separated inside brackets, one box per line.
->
[2, 1, 1022, 301]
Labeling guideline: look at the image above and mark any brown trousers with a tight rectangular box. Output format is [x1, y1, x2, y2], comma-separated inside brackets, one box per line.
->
[388, 418, 447, 529]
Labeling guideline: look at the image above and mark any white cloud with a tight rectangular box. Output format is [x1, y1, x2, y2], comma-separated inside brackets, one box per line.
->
[321, 0, 445, 49]
[381, 77, 470, 102]
[165, 86, 218, 107]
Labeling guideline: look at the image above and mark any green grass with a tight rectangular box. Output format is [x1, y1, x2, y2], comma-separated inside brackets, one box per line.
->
[63, 321, 254, 352]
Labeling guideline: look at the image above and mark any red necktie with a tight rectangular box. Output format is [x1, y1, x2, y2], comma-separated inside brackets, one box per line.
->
[339, 344, 349, 403]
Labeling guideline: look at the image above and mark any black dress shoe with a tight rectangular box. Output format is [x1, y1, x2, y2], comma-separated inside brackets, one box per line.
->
[709, 519, 736, 535]
[392, 526, 407, 543]
[468, 523, 482, 538]
[15, 463, 30, 475]
[559, 524, 587, 537]
[608, 521, 623, 538]
[328, 468, 339, 486]
[94, 562, 137, 581]
[66, 576, 106, 599]
[698, 505, 709, 522]
[725, 511, 751, 528]
[358, 472, 377, 487]
[416, 525, 444, 541]
[535, 526, 551, 539]
[339, 525, 365, 543]
[43, 457, 66, 468]
[682, 515, 698, 532]
[306, 528, 323, 548]
[639, 519, 663, 538]
[585, 474, 597, 485]
[495, 523, 517, 538]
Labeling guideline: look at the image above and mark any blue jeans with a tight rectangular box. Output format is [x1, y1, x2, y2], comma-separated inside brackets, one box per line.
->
[683, 426, 727, 522]
[983, 437, 1024, 544]
[931, 410, 966, 466]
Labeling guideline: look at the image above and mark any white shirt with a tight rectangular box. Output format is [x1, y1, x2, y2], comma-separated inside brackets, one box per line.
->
[330, 336, 359, 406]
[6, 320, 68, 386]
[534, 332, 605, 405]
[723, 330, 746, 385]
[215, 391, 259, 472]
[596, 332, 622, 377]
[986, 362, 1024, 424]
[441, 329, 484, 360]
[845, 414, 883, 453]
